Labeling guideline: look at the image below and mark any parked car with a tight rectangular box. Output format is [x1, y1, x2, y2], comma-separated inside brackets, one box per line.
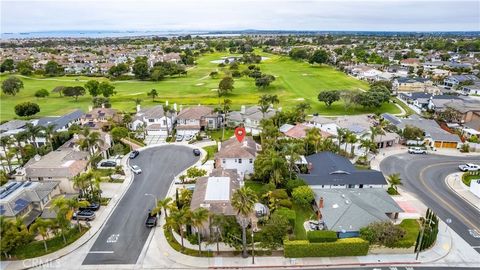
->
[131, 165, 142, 174]
[129, 150, 140, 159]
[408, 147, 427, 154]
[79, 202, 100, 212]
[184, 134, 193, 141]
[72, 210, 96, 221]
[145, 211, 158, 228]
[100, 160, 117, 167]
[193, 149, 201, 156]
[176, 134, 184, 142]
[458, 163, 480, 172]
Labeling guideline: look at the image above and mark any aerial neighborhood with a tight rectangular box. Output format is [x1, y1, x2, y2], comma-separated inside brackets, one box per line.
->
[0, 31, 479, 269]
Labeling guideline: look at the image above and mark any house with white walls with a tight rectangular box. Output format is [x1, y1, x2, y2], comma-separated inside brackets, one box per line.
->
[129, 104, 176, 136]
[214, 136, 260, 178]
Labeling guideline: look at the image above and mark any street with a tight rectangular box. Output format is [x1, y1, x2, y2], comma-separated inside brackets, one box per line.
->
[380, 154, 480, 253]
[82, 145, 199, 265]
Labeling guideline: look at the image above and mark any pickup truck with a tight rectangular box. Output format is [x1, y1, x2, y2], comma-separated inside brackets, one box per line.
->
[458, 163, 480, 172]
[145, 211, 158, 228]
[408, 147, 427, 154]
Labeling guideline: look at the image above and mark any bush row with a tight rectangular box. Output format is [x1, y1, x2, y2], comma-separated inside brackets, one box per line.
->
[306, 230, 337, 243]
[284, 238, 369, 258]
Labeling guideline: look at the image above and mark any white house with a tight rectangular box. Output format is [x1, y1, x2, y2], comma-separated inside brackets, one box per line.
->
[214, 136, 260, 178]
[130, 105, 175, 136]
[228, 105, 276, 135]
[176, 105, 222, 136]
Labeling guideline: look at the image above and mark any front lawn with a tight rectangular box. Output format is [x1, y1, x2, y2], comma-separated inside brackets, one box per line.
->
[244, 180, 264, 197]
[202, 145, 218, 161]
[206, 128, 234, 142]
[462, 172, 480, 187]
[396, 219, 420, 248]
[292, 203, 315, 240]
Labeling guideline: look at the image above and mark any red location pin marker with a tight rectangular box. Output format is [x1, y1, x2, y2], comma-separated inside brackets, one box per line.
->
[234, 126, 246, 142]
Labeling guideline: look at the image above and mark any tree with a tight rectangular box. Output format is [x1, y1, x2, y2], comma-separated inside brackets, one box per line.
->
[85, 80, 101, 97]
[62, 86, 86, 101]
[309, 49, 329, 64]
[1, 59, 14, 72]
[34, 89, 50, 98]
[92, 97, 110, 108]
[209, 71, 218, 78]
[153, 197, 172, 219]
[220, 98, 232, 140]
[147, 89, 158, 101]
[52, 86, 65, 97]
[163, 104, 175, 138]
[29, 218, 53, 252]
[255, 74, 275, 89]
[402, 125, 424, 140]
[360, 221, 405, 247]
[289, 48, 309, 60]
[51, 197, 70, 244]
[318, 90, 340, 108]
[258, 94, 279, 118]
[166, 208, 189, 248]
[438, 107, 462, 123]
[133, 57, 150, 80]
[190, 208, 209, 254]
[43, 124, 57, 151]
[231, 186, 257, 258]
[24, 122, 43, 151]
[370, 81, 393, 92]
[44, 60, 63, 76]
[2, 76, 24, 96]
[254, 149, 288, 186]
[258, 214, 289, 251]
[218, 77, 234, 96]
[360, 138, 375, 159]
[17, 61, 34, 76]
[346, 132, 358, 157]
[108, 63, 129, 77]
[387, 173, 402, 191]
[98, 81, 116, 98]
[292, 186, 315, 206]
[14, 102, 40, 117]
[110, 127, 129, 141]
[294, 102, 311, 122]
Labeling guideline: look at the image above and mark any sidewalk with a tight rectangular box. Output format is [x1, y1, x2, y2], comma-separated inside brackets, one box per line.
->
[445, 172, 480, 212]
[1, 155, 136, 270]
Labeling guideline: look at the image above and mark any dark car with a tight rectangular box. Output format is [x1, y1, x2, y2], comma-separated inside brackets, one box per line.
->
[193, 149, 201, 156]
[129, 150, 140, 159]
[79, 202, 100, 212]
[100, 161, 117, 167]
[72, 210, 96, 221]
[145, 211, 158, 228]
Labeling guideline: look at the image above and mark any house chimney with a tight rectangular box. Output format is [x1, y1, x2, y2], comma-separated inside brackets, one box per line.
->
[240, 105, 246, 114]
[173, 103, 177, 111]
[136, 104, 141, 112]
[307, 162, 313, 173]
[317, 197, 324, 221]
[88, 105, 93, 111]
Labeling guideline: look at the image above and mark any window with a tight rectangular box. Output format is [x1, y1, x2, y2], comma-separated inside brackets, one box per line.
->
[222, 159, 226, 164]
[238, 158, 242, 164]
[249, 159, 253, 164]
[148, 119, 154, 123]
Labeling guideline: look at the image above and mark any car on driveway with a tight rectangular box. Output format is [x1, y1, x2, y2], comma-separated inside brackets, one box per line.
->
[129, 150, 139, 159]
[184, 134, 193, 141]
[176, 134, 184, 142]
[79, 201, 100, 212]
[131, 165, 142, 174]
[408, 147, 427, 154]
[72, 210, 96, 221]
[193, 149, 201, 156]
[99, 160, 117, 168]
[458, 163, 480, 172]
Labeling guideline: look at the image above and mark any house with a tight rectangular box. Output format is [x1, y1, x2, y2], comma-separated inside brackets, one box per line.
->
[382, 114, 462, 149]
[444, 74, 479, 89]
[0, 180, 61, 226]
[228, 105, 276, 135]
[312, 189, 403, 238]
[398, 92, 433, 111]
[214, 136, 260, 178]
[462, 82, 480, 96]
[34, 109, 84, 133]
[348, 65, 383, 81]
[64, 132, 112, 158]
[307, 116, 338, 135]
[130, 105, 175, 137]
[373, 132, 400, 149]
[20, 142, 89, 193]
[400, 58, 420, 68]
[335, 115, 376, 137]
[280, 123, 332, 139]
[176, 106, 222, 136]
[190, 169, 240, 236]
[393, 77, 434, 92]
[297, 152, 388, 189]
[81, 107, 120, 130]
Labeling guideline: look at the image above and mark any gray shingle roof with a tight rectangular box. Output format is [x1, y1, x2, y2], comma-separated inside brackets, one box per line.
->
[37, 109, 83, 130]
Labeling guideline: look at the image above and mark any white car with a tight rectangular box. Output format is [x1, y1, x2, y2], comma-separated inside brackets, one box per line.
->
[408, 147, 427, 154]
[184, 134, 193, 141]
[458, 163, 480, 172]
[131, 165, 142, 174]
[176, 134, 184, 142]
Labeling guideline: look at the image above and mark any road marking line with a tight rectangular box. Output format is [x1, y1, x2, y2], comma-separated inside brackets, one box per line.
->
[419, 162, 480, 232]
[88, 251, 114, 254]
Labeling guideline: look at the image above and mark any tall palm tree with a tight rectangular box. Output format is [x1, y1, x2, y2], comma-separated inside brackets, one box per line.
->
[66, 198, 90, 232]
[153, 197, 173, 219]
[210, 214, 226, 254]
[24, 123, 44, 151]
[73, 173, 89, 199]
[43, 124, 57, 152]
[231, 186, 257, 258]
[283, 142, 304, 178]
[0, 136, 11, 157]
[51, 197, 70, 244]
[369, 126, 380, 146]
[305, 127, 322, 154]
[257, 149, 287, 186]
[387, 173, 402, 191]
[221, 98, 232, 141]
[13, 131, 28, 162]
[86, 131, 104, 155]
[190, 208, 209, 254]
[359, 138, 375, 159]
[294, 102, 311, 122]
[346, 133, 358, 157]
[4, 150, 15, 173]
[162, 104, 175, 139]
[30, 218, 53, 252]
[336, 127, 347, 149]
[167, 208, 189, 248]
[342, 130, 354, 154]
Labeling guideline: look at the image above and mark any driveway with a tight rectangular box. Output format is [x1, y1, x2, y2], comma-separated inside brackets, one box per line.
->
[380, 154, 480, 253]
[82, 145, 199, 265]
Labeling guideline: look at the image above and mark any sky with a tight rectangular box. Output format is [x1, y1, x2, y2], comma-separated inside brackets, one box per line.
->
[1, 0, 479, 33]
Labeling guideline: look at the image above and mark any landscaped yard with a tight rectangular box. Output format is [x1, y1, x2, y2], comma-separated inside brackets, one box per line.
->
[397, 219, 420, 247]
[292, 203, 315, 240]
[202, 145, 218, 161]
[0, 51, 400, 120]
[462, 172, 480, 187]
[206, 128, 235, 142]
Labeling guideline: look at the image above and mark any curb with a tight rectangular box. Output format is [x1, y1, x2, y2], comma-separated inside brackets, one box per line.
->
[209, 261, 423, 269]
[445, 173, 480, 212]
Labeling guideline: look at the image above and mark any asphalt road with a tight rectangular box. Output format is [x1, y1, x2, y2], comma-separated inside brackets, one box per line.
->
[82, 145, 199, 265]
[380, 154, 480, 253]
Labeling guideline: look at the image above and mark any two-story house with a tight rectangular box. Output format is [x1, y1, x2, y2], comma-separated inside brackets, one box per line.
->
[228, 105, 276, 135]
[214, 136, 260, 178]
[444, 74, 479, 89]
[81, 106, 120, 130]
[130, 105, 175, 137]
[176, 106, 222, 136]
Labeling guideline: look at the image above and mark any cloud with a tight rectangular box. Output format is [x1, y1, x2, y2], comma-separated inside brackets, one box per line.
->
[1, 0, 479, 33]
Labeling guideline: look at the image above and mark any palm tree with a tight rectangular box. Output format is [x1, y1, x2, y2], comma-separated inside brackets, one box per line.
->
[258, 94, 279, 119]
[24, 123, 44, 152]
[13, 131, 28, 162]
[210, 214, 226, 254]
[346, 133, 358, 157]
[369, 126, 380, 146]
[359, 138, 375, 159]
[282, 142, 304, 178]
[336, 127, 347, 149]
[305, 127, 322, 154]
[221, 98, 232, 141]
[30, 218, 53, 252]
[66, 198, 90, 232]
[231, 186, 257, 258]
[43, 124, 57, 152]
[294, 102, 311, 122]
[0, 156, 7, 172]
[153, 197, 172, 219]
[4, 150, 15, 173]
[73, 173, 90, 199]
[342, 130, 354, 154]
[167, 208, 189, 248]
[51, 197, 70, 244]
[162, 104, 175, 139]
[190, 208, 209, 254]
[0, 136, 11, 156]
[387, 173, 402, 191]
[86, 131, 104, 155]
[256, 149, 287, 186]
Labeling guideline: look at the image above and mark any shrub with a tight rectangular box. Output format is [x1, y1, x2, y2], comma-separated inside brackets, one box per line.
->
[271, 189, 288, 200]
[277, 199, 293, 209]
[292, 186, 315, 206]
[307, 230, 337, 243]
[285, 178, 306, 194]
[14, 102, 40, 117]
[284, 238, 369, 257]
[273, 207, 296, 228]
[360, 221, 406, 248]
[387, 186, 399, 195]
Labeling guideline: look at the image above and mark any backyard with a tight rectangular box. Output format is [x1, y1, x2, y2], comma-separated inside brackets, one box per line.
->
[0, 51, 400, 120]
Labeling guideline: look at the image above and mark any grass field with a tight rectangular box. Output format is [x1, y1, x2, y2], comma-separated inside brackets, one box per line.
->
[0, 51, 400, 120]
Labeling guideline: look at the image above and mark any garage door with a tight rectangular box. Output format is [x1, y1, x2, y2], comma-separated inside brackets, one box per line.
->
[434, 141, 457, 148]
[434, 141, 442, 148]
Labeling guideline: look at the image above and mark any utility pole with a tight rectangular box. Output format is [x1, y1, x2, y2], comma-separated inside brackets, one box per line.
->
[251, 227, 255, 264]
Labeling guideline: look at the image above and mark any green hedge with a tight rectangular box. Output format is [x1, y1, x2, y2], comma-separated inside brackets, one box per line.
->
[307, 230, 337, 243]
[284, 238, 369, 257]
[273, 207, 296, 228]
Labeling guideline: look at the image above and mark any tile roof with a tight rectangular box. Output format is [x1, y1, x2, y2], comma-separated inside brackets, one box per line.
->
[215, 136, 258, 159]
[177, 106, 214, 120]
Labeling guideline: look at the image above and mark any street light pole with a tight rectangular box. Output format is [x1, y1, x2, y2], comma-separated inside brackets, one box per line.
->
[251, 228, 255, 264]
